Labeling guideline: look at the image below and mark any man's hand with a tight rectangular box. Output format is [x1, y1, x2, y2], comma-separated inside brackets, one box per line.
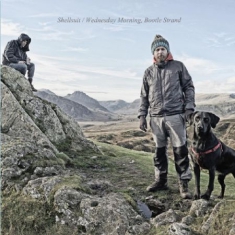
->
[185, 109, 194, 122]
[18, 61, 26, 64]
[26, 57, 31, 65]
[139, 116, 147, 132]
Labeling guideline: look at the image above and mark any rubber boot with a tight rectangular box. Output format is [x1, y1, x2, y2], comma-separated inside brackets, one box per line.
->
[146, 147, 168, 192]
[28, 78, 37, 92]
[179, 179, 192, 199]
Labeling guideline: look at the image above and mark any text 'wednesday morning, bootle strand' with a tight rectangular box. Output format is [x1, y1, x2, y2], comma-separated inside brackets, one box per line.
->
[57, 17, 182, 24]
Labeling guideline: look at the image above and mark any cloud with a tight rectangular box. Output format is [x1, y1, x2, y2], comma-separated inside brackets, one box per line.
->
[75, 35, 97, 41]
[32, 54, 89, 82]
[195, 78, 235, 93]
[103, 25, 125, 32]
[61, 47, 88, 52]
[28, 13, 60, 18]
[227, 76, 235, 84]
[177, 54, 217, 75]
[206, 32, 235, 48]
[28, 25, 74, 40]
[1, 19, 24, 36]
[38, 21, 54, 26]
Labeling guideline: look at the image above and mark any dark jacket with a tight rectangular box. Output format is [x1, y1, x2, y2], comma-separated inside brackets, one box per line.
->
[2, 33, 31, 65]
[138, 60, 195, 118]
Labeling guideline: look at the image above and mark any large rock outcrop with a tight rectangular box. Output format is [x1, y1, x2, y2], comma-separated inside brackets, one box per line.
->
[1, 65, 98, 189]
[1, 66, 151, 235]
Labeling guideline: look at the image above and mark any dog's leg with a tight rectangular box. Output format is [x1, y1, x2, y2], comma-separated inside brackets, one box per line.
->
[193, 164, 201, 199]
[201, 167, 215, 200]
[218, 174, 226, 198]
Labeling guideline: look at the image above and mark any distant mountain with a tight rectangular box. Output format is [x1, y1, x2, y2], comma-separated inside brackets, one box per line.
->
[195, 93, 235, 118]
[116, 94, 235, 118]
[116, 99, 140, 115]
[65, 91, 109, 112]
[35, 91, 117, 121]
[99, 100, 129, 112]
[39, 89, 56, 95]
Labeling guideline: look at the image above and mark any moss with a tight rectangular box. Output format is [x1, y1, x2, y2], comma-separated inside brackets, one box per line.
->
[121, 192, 137, 210]
[47, 175, 90, 204]
[56, 152, 72, 166]
[54, 137, 72, 152]
[35, 118, 47, 133]
[2, 191, 55, 235]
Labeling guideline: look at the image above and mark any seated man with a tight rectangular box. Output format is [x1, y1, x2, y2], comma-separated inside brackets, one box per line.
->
[2, 33, 37, 91]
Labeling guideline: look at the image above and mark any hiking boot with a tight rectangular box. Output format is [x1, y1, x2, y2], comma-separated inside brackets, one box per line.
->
[179, 180, 192, 199]
[146, 180, 168, 192]
[30, 84, 37, 92]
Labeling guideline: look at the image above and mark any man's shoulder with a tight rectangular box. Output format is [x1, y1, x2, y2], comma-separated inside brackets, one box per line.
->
[7, 39, 18, 45]
[170, 60, 184, 66]
[168, 60, 186, 69]
[144, 64, 154, 73]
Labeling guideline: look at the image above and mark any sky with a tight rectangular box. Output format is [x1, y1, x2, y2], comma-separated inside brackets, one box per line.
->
[1, 0, 235, 102]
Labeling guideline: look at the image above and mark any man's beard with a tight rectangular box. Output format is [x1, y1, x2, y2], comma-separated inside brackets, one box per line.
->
[158, 54, 166, 62]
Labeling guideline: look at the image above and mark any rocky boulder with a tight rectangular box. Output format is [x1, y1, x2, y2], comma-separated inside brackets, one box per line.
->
[1, 65, 98, 189]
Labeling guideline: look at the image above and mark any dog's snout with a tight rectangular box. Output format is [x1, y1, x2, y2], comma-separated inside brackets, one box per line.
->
[197, 126, 203, 131]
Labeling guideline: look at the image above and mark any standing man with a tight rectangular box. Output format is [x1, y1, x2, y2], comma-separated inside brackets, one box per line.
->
[2, 33, 37, 91]
[138, 35, 195, 199]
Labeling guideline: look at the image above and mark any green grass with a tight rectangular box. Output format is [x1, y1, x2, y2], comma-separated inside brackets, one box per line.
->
[2, 140, 235, 235]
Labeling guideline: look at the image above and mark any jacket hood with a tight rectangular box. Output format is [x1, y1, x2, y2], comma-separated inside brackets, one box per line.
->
[153, 52, 173, 64]
[17, 33, 31, 52]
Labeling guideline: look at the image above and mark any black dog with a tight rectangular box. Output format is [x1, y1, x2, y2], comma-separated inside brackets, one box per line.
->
[188, 111, 235, 200]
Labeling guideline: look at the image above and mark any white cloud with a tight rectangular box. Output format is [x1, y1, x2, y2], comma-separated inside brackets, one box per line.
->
[1, 19, 24, 36]
[227, 77, 235, 84]
[214, 32, 227, 38]
[206, 32, 235, 48]
[27, 25, 74, 40]
[177, 54, 217, 75]
[61, 47, 88, 52]
[195, 78, 235, 93]
[28, 13, 59, 18]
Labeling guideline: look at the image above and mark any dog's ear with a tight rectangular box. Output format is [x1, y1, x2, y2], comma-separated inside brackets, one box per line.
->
[208, 112, 220, 128]
[188, 111, 197, 126]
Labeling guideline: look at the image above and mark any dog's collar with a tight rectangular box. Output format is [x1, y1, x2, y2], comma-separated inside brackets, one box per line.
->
[191, 141, 222, 157]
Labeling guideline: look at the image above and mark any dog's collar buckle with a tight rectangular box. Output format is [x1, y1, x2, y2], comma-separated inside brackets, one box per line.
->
[191, 141, 222, 157]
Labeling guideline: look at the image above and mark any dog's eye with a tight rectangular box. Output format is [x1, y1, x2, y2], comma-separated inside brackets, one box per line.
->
[204, 118, 209, 123]
[195, 117, 200, 122]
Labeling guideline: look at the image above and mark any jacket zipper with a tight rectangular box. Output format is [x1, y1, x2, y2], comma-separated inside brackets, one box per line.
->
[157, 66, 165, 114]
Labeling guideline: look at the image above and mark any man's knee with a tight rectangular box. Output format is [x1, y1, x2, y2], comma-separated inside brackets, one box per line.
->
[29, 63, 35, 68]
[173, 145, 188, 156]
[10, 63, 27, 75]
[154, 146, 167, 165]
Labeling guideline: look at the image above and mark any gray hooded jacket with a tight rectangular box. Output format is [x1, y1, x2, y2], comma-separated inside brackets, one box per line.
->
[138, 60, 195, 118]
[2, 33, 31, 65]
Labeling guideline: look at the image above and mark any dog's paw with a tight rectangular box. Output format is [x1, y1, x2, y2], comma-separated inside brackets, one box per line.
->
[201, 194, 210, 200]
[193, 194, 200, 200]
[218, 194, 224, 199]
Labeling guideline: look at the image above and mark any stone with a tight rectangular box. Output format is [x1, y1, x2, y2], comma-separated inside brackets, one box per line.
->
[168, 222, 192, 235]
[145, 198, 165, 217]
[181, 215, 194, 226]
[54, 190, 150, 235]
[201, 200, 225, 234]
[151, 209, 181, 227]
[189, 199, 209, 217]
[23, 176, 62, 201]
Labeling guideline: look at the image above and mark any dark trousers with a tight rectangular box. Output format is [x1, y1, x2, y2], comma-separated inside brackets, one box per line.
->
[9, 63, 35, 80]
[153, 145, 192, 181]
